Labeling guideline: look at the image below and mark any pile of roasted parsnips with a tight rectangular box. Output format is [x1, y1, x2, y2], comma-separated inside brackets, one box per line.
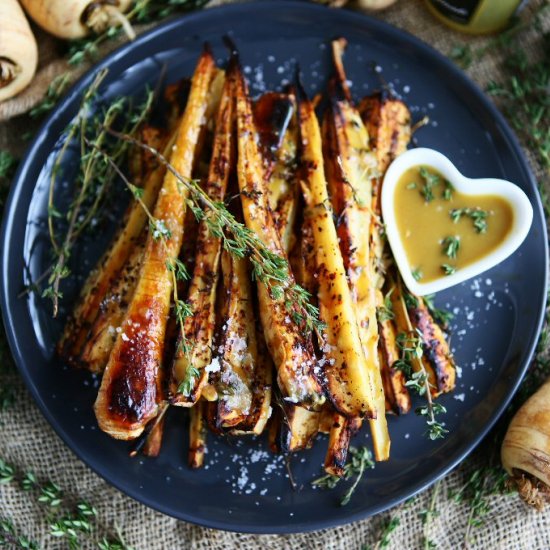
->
[58, 39, 456, 475]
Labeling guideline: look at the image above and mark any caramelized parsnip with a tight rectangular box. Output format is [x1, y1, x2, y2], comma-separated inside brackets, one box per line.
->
[94, 49, 220, 440]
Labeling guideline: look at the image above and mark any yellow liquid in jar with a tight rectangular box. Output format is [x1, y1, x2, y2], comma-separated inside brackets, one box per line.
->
[424, 0, 525, 34]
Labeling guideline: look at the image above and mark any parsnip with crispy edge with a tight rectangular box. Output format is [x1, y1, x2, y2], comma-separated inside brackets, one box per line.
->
[258, 92, 321, 450]
[94, 49, 219, 440]
[170, 66, 234, 406]
[322, 39, 389, 460]
[59, 108, 184, 366]
[234, 55, 324, 410]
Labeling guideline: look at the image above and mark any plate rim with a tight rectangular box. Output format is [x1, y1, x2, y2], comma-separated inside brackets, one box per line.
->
[1, 0, 548, 534]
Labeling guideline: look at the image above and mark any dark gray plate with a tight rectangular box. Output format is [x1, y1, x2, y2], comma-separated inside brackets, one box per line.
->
[1, 0, 547, 534]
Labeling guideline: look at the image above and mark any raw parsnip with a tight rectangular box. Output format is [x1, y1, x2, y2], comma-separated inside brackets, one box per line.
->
[20, 0, 132, 40]
[502, 379, 550, 508]
[0, 0, 38, 102]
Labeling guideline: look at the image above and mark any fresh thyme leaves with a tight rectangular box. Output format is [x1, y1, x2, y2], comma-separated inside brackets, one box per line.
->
[377, 290, 394, 323]
[29, 74, 72, 119]
[107, 129, 325, 336]
[417, 402, 449, 440]
[412, 268, 423, 281]
[0, 458, 133, 549]
[0, 150, 17, 212]
[423, 294, 454, 328]
[373, 515, 400, 550]
[66, 0, 209, 66]
[450, 464, 511, 545]
[396, 331, 448, 440]
[419, 481, 441, 550]
[450, 207, 488, 233]
[0, 517, 38, 549]
[442, 179, 454, 201]
[177, 366, 200, 396]
[0, 459, 15, 484]
[441, 263, 456, 276]
[419, 167, 440, 203]
[450, 4, 549, 170]
[403, 290, 419, 310]
[42, 70, 153, 316]
[312, 446, 375, 506]
[442, 235, 460, 259]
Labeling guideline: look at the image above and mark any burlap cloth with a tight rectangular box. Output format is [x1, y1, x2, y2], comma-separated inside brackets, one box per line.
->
[1, 1, 549, 548]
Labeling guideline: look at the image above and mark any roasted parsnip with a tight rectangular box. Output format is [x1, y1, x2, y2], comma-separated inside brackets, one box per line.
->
[376, 289, 411, 415]
[170, 67, 234, 406]
[189, 401, 208, 469]
[234, 57, 324, 410]
[406, 295, 456, 394]
[59, 95, 186, 367]
[94, 49, 220, 440]
[358, 92, 411, 177]
[215, 249, 261, 428]
[322, 39, 389, 459]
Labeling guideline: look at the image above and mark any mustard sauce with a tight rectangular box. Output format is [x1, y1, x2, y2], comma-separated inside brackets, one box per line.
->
[394, 166, 514, 283]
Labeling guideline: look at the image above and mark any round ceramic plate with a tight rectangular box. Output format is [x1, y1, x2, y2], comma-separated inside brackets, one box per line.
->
[1, 0, 547, 534]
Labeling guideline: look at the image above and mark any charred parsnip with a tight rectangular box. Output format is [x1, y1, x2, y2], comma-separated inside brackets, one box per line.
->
[215, 249, 261, 428]
[258, 93, 321, 450]
[189, 401, 208, 469]
[360, 92, 413, 414]
[170, 69, 235, 406]
[406, 296, 456, 394]
[59, 109, 184, 366]
[322, 39, 389, 460]
[94, 49, 220, 440]
[376, 289, 411, 415]
[234, 58, 324, 410]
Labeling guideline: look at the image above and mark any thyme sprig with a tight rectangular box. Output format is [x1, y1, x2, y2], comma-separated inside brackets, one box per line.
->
[419, 481, 441, 550]
[0, 517, 38, 549]
[0, 457, 133, 549]
[441, 263, 456, 276]
[423, 294, 454, 329]
[376, 289, 394, 323]
[449, 463, 510, 546]
[105, 128, 324, 336]
[312, 446, 375, 506]
[42, 70, 153, 316]
[396, 330, 449, 440]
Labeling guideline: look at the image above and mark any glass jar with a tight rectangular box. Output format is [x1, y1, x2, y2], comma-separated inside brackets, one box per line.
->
[424, 0, 528, 34]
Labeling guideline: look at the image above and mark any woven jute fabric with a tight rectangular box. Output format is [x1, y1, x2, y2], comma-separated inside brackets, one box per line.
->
[1, 1, 549, 548]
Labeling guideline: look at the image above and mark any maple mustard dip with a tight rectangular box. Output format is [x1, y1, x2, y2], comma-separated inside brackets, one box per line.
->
[394, 165, 514, 283]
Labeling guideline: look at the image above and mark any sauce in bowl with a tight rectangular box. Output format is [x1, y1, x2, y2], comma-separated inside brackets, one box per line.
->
[394, 166, 514, 283]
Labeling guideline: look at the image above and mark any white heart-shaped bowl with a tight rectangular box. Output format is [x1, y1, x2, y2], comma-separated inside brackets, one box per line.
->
[381, 147, 534, 296]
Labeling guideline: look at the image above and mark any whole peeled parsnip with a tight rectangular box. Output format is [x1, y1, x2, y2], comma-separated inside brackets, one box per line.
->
[502, 378, 550, 509]
[0, 0, 38, 103]
[20, 0, 133, 40]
